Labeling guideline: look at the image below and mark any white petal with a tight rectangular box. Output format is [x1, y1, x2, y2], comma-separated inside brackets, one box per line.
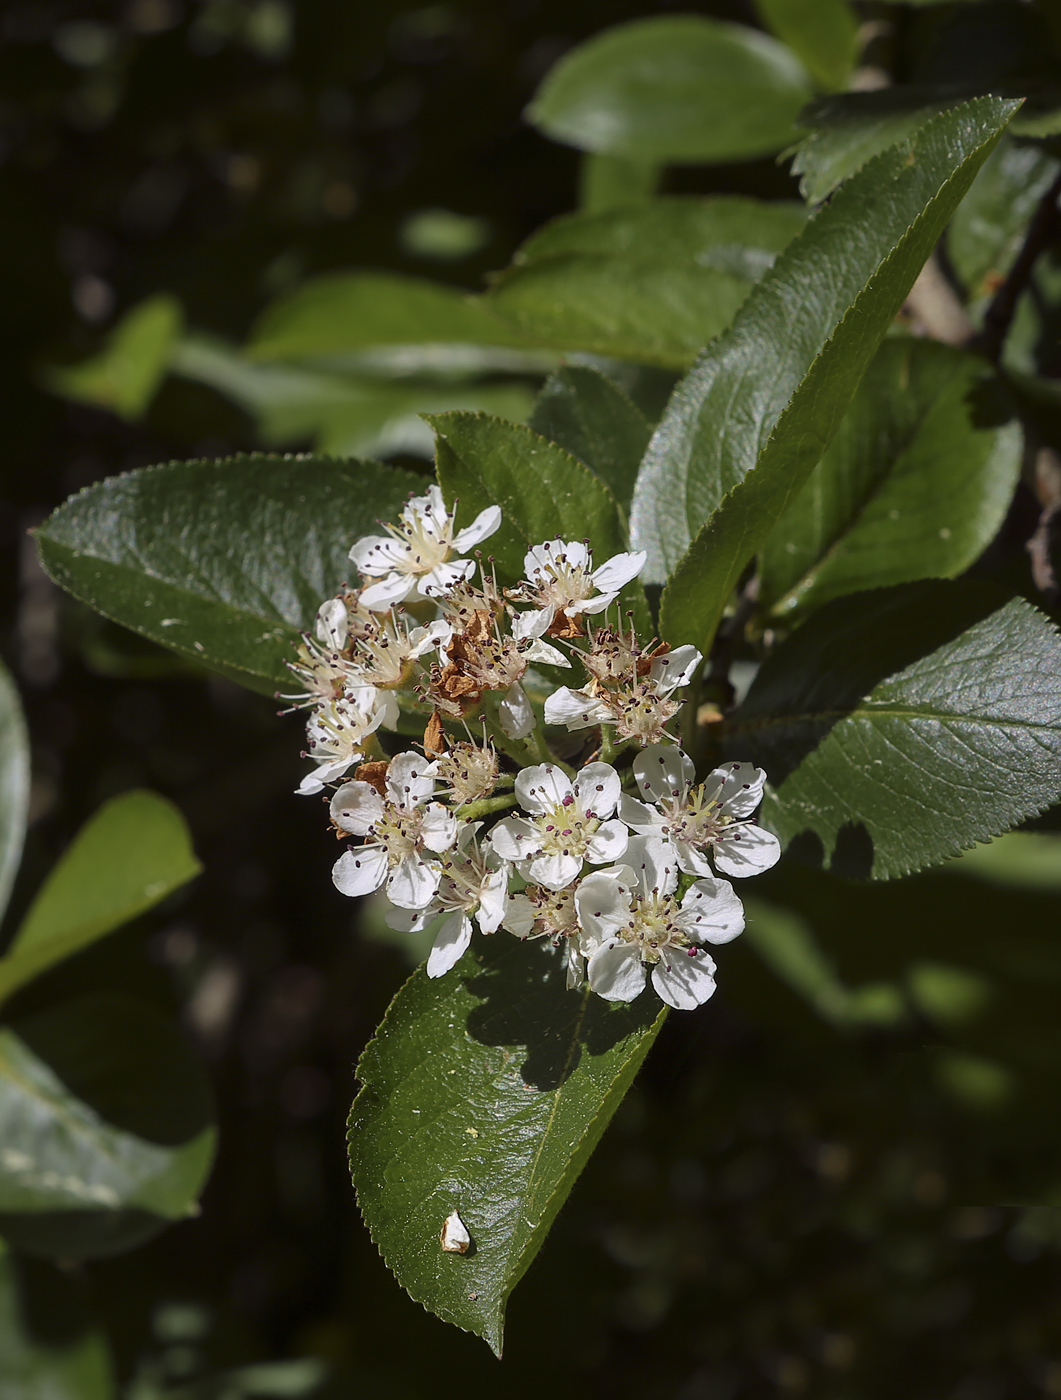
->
[566, 590, 616, 617]
[417, 558, 476, 599]
[452, 504, 502, 552]
[386, 752, 437, 806]
[576, 872, 632, 942]
[315, 597, 349, 649]
[502, 893, 537, 938]
[515, 763, 572, 814]
[573, 762, 621, 819]
[649, 645, 702, 695]
[360, 573, 415, 611]
[427, 912, 474, 978]
[588, 942, 646, 1002]
[332, 846, 388, 898]
[623, 835, 679, 897]
[527, 850, 583, 891]
[488, 816, 540, 862]
[617, 794, 664, 834]
[585, 819, 629, 866]
[590, 550, 647, 592]
[564, 944, 586, 990]
[385, 903, 437, 932]
[348, 533, 396, 573]
[374, 690, 400, 730]
[633, 744, 694, 803]
[296, 772, 326, 796]
[521, 638, 570, 668]
[651, 949, 717, 1010]
[674, 841, 715, 878]
[524, 539, 588, 577]
[543, 687, 609, 730]
[407, 620, 452, 659]
[712, 824, 781, 878]
[330, 781, 385, 835]
[388, 855, 441, 909]
[680, 876, 745, 944]
[499, 683, 535, 740]
[420, 802, 458, 854]
[715, 761, 768, 818]
[511, 607, 552, 642]
[476, 867, 510, 934]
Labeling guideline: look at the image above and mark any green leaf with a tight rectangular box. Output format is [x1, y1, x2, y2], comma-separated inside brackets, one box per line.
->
[348, 934, 666, 1354]
[0, 791, 200, 1007]
[725, 582, 1061, 880]
[629, 95, 1018, 654]
[0, 993, 215, 1259]
[247, 272, 532, 362]
[758, 339, 1022, 620]
[526, 16, 813, 164]
[948, 137, 1061, 301]
[0, 661, 29, 930]
[42, 295, 182, 421]
[578, 152, 660, 214]
[754, 0, 860, 93]
[486, 197, 807, 368]
[429, 411, 650, 630]
[528, 367, 652, 513]
[35, 455, 424, 695]
[0, 1246, 115, 1400]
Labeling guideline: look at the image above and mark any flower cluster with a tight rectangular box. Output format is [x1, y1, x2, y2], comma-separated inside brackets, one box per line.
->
[289, 486, 780, 1010]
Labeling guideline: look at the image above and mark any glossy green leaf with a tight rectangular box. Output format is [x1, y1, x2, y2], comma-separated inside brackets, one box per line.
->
[0, 791, 200, 1007]
[247, 272, 532, 362]
[0, 994, 215, 1259]
[726, 583, 1061, 880]
[429, 412, 648, 628]
[35, 455, 424, 695]
[526, 16, 813, 163]
[758, 339, 1022, 620]
[629, 95, 1017, 655]
[948, 137, 1061, 301]
[754, 0, 860, 93]
[0, 1246, 114, 1400]
[0, 661, 29, 929]
[348, 934, 666, 1354]
[528, 366, 652, 514]
[487, 198, 807, 368]
[43, 294, 182, 421]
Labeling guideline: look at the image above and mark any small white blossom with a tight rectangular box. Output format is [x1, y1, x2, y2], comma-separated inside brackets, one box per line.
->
[544, 644, 703, 745]
[331, 753, 457, 908]
[386, 824, 510, 978]
[509, 539, 646, 639]
[503, 882, 585, 988]
[620, 746, 781, 878]
[488, 762, 628, 891]
[349, 486, 501, 610]
[576, 837, 744, 1010]
[296, 690, 389, 794]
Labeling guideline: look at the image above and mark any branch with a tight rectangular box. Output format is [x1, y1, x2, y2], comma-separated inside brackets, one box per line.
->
[972, 167, 1061, 364]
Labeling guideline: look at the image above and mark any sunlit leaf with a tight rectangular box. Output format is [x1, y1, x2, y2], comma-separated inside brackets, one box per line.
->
[43, 294, 182, 421]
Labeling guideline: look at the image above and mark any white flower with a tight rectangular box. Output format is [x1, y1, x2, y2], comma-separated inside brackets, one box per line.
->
[488, 762, 628, 891]
[349, 486, 501, 610]
[544, 644, 703, 746]
[353, 614, 451, 689]
[620, 746, 781, 879]
[296, 690, 389, 794]
[503, 882, 586, 988]
[330, 752, 457, 908]
[386, 824, 510, 978]
[576, 836, 744, 1010]
[509, 539, 646, 639]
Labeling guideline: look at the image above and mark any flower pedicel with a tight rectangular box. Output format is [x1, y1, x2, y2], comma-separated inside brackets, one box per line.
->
[286, 487, 781, 1008]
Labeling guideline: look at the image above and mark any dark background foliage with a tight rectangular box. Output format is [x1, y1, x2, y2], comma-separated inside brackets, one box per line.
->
[4, 2, 1061, 1397]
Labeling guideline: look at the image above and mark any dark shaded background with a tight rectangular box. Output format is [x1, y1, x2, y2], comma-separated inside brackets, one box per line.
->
[4, 2, 1061, 1397]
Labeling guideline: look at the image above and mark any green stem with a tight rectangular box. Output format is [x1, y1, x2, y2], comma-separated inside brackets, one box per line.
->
[457, 792, 519, 822]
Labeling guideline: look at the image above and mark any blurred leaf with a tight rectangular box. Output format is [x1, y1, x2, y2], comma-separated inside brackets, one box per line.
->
[754, 0, 860, 93]
[947, 830, 1061, 890]
[348, 933, 666, 1355]
[629, 96, 1016, 656]
[528, 366, 652, 513]
[578, 153, 661, 213]
[400, 208, 491, 262]
[486, 197, 807, 368]
[35, 455, 424, 696]
[759, 340, 1022, 621]
[44, 295, 182, 421]
[0, 1245, 114, 1400]
[0, 791, 200, 1008]
[0, 661, 29, 931]
[0, 994, 215, 1259]
[247, 272, 531, 362]
[526, 16, 813, 163]
[948, 137, 1061, 300]
[727, 582, 1061, 879]
[907, 962, 992, 1026]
